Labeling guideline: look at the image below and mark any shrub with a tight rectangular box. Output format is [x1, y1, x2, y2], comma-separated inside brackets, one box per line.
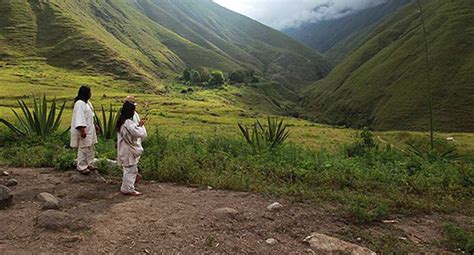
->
[196, 67, 210, 82]
[190, 70, 201, 84]
[182, 68, 191, 81]
[442, 223, 474, 253]
[407, 136, 461, 162]
[229, 69, 256, 84]
[238, 117, 290, 153]
[0, 95, 66, 137]
[345, 127, 378, 157]
[348, 200, 389, 224]
[208, 70, 225, 86]
[96, 159, 122, 177]
[54, 150, 76, 171]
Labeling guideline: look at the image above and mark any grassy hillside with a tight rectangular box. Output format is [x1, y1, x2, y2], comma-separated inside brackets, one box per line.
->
[0, 0, 330, 90]
[284, 0, 409, 62]
[302, 0, 474, 132]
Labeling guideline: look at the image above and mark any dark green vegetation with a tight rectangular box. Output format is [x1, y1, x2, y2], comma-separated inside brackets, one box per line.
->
[302, 0, 474, 132]
[0, 95, 66, 136]
[1, 122, 473, 252]
[284, 0, 409, 62]
[442, 223, 474, 253]
[0, 0, 330, 91]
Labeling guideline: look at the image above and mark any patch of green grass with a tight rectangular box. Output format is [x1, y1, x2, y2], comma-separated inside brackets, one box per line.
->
[442, 223, 474, 253]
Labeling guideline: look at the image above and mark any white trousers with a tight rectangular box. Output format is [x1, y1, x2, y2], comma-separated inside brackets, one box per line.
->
[121, 164, 138, 193]
[77, 145, 95, 171]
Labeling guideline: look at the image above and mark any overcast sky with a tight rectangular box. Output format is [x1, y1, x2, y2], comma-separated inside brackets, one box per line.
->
[213, 0, 387, 29]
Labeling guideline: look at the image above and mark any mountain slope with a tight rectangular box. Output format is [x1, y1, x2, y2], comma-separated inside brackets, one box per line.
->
[0, 0, 330, 89]
[284, 0, 409, 62]
[302, 0, 474, 132]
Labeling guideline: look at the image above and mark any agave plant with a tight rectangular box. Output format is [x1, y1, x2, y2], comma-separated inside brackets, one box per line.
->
[0, 95, 66, 137]
[238, 117, 290, 153]
[407, 142, 461, 163]
[94, 104, 120, 140]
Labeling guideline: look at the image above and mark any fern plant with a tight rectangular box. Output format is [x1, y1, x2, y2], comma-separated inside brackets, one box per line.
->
[94, 104, 120, 140]
[238, 117, 290, 153]
[0, 95, 66, 137]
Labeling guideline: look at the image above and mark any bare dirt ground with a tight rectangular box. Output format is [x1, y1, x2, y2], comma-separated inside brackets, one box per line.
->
[0, 167, 466, 254]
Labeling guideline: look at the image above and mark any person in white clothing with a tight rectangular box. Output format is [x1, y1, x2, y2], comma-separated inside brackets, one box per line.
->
[124, 95, 146, 185]
[117, 101, 147, 196]
[70, 86, 98, 175]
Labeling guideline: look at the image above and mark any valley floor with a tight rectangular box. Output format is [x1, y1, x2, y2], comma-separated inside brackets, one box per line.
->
[1, 167, 468, 253]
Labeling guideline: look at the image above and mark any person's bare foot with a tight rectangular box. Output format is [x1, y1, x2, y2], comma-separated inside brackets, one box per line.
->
[78, 169, 90, 175]
[121, 191, 143, 196]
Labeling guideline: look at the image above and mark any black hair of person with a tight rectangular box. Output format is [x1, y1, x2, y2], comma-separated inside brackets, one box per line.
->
[74, 86, 91, 103]
[116, 101, 136, 132]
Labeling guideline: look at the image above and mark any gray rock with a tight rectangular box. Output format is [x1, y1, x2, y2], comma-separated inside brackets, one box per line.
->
[267, 202, 284, 212]
[70, 171, 106, 183]
[5, 179, 18, 187]
[265, 238, 278, 245]
[36, 210, 88, 231]
[36, 210, 72, 230]
[213, 207, 239, 217]
[0, 185, 13, 209]
[37, 192, 60, 210]
[304, 233, 376, 255]
[1, 171, 9, 176]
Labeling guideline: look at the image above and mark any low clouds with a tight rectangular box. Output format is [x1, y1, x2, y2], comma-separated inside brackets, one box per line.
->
[214, 0, 387, 29]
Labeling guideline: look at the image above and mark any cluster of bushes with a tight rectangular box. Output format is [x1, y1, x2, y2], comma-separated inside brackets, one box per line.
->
[181, 67, 225, 87]
[181, 67, 258, 87]
[229, 69, 259, 84]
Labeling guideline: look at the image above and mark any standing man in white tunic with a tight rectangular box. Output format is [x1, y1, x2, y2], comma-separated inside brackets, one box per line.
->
[70, 86, 98, 175]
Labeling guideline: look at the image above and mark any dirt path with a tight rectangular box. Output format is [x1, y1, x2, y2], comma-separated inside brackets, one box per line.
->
[0, 167, 463, 253]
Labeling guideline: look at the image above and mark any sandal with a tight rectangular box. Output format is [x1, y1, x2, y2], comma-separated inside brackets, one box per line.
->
[121, 191, 143, 196]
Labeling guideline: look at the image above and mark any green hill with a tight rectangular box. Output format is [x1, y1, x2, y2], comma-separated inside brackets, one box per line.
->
[284, 0, 409, 62]
[0, 0, 330, 90]
[302, 0, 474, 132]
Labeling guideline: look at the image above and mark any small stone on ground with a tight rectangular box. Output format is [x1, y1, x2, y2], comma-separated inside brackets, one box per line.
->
[70, 171, 106, 183]
[2, 171, 9, 176]
[305, 233, 376, 255]
[267, 202, 283, 211]
[265, 238, 278, 245]
[5, 179, 18, 187]
[213, 207, 239, 217]
[37, 192, 60, 210]
[0, 185, 13, 209]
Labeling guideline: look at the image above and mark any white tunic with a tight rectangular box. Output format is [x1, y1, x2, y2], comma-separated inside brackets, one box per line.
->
[117, 119, 147, 167]
[70, 100, 98, 148]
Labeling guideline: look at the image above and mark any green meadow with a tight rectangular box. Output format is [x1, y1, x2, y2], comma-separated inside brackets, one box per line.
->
[2, 58, 473, 155]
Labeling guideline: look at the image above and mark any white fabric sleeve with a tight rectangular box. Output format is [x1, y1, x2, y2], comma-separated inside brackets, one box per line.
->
[125, 119, 147, 139]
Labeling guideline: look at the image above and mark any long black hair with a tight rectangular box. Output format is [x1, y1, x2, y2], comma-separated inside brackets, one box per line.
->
[75, 86, 91, 103]
[116, 101, 136, 132]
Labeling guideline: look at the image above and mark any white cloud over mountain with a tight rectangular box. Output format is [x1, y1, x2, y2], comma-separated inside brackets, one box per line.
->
[214, 0, 387, 29]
